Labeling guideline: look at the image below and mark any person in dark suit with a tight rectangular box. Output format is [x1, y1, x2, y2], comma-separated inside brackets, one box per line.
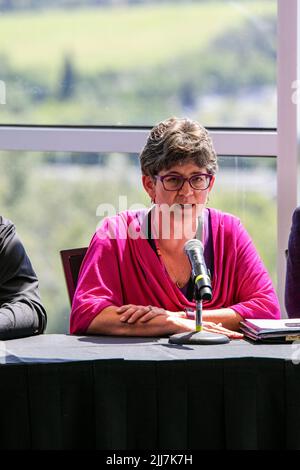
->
[285, 207, 300, 317]
[0, 215, 47, 339]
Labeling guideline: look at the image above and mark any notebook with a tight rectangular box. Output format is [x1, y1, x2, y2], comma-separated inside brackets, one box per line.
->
[240, 318, 300, 343]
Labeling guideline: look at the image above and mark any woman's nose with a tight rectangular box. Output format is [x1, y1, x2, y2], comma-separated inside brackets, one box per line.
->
[178, 179, 193, 196]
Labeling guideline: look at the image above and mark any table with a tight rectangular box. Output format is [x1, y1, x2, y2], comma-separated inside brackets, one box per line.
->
[0, 334, 299, 450]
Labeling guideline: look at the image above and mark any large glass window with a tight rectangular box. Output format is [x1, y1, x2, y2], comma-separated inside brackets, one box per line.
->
[210, 156, 277, 283]
[0, 151, 276, 333]
[0, 0, 276, 127]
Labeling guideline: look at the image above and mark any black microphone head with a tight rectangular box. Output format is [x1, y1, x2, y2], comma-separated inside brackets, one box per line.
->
[184, 238, 203, 254]
[184, 238, 212, 301]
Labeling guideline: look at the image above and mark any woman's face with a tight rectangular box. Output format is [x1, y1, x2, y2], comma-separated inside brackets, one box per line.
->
[142, 162, 215, 208]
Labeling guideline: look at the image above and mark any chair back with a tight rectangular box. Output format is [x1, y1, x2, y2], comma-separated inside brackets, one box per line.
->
[60, 247, 88, 305]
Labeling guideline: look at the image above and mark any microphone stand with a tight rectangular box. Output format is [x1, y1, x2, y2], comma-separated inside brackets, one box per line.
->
[168, 290, 230, 345]
[195, 299, 203, 332]
[169, 213, 229, 345]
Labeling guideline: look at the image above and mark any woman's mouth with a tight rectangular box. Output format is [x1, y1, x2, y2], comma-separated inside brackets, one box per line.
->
[179, 203, 196, 209]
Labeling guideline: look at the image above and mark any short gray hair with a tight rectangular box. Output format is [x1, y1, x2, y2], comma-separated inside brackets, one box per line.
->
[139, 117, 218, 177]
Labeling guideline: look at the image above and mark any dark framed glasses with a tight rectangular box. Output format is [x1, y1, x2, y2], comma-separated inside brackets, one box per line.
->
[155, 173, 213, 191]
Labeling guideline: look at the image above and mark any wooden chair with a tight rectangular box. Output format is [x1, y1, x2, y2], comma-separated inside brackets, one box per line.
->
[60, 247, 88, 305]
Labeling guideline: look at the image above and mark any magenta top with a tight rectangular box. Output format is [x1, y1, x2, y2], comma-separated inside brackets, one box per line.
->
[70, 208, 280, 334]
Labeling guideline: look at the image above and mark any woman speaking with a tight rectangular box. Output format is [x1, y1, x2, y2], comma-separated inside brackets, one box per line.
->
[70, 117, 280, 339]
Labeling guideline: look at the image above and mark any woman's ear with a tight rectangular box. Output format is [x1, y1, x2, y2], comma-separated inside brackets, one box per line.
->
[208, 175, 216, 193]
[142, 175, 156, 201]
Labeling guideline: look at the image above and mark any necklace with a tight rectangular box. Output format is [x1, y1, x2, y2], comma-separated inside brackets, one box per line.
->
[154, 240, 190, 289]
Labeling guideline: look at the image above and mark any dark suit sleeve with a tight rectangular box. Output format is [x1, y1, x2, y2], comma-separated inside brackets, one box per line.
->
[285, 207, 300, 317]
[0, 221, 47, 340]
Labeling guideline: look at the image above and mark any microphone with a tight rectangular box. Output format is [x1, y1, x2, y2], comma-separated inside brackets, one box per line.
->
[168, 239, 228, 345]
[184, 239, 212, 301]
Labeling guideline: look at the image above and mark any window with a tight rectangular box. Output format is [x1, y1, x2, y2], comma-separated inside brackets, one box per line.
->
[0, 0, 276, 127]
[210, 156, 276, 283]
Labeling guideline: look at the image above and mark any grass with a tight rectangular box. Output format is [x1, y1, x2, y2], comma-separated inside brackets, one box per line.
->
[0, 1, 275, 84]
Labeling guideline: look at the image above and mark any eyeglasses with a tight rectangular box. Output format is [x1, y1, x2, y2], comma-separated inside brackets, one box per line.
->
[155, 173, 213, 191]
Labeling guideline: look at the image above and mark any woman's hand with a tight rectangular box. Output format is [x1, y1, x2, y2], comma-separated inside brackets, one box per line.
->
[116, 305, 243, 339]
[202, 321, 244, 339]
[116, 304, 184, 324]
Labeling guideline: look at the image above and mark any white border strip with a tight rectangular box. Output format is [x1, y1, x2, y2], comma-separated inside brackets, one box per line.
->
[0, 127, 277, 156]
[277, 0, 298, 315]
